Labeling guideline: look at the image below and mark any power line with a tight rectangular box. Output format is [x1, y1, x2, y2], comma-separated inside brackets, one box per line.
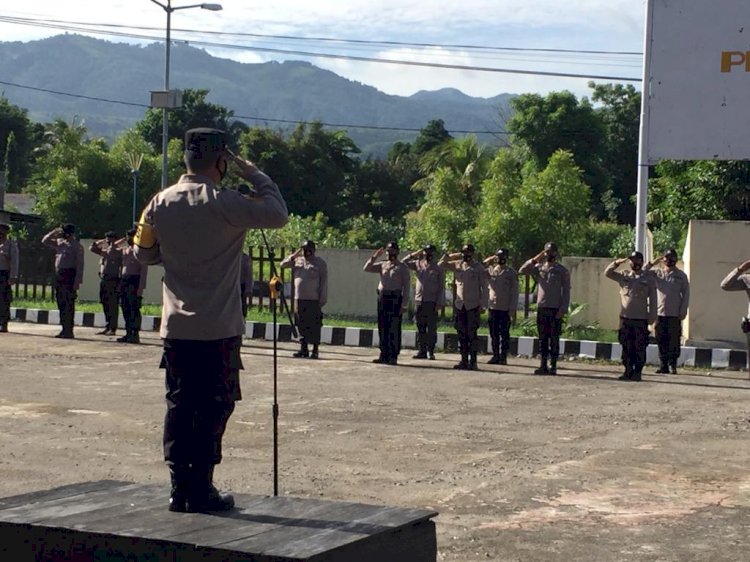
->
[0, 15, 642, 82]
[0, 14, 644, 57]
[0, 79, 510, 135]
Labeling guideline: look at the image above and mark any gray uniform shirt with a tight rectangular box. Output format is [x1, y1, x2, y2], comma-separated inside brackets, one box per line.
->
[121, 245, 148, 293]
[363, 259, 411, 307]
[134, 171, 288, 340]
[519, 260, 571, 313]
[280, 255, 328, 306]
[403, 258, 445, 306]
[647, 267, 690, 318]
[487, 265, 519, 311]
[42, 234, 84, 286]
[605, 262, 657, 321]
[0, 239, 19, 279]
[720, 267, 750, 316]
[90, 242, 123, 279]
[441, 260, 488, 311]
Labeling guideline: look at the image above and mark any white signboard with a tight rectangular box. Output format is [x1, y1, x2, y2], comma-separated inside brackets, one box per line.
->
[648, 0, 750, 162]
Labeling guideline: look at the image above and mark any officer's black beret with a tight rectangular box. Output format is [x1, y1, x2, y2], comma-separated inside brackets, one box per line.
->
[496, 248, 509, 258]
[461, 244, 475, 254]
[0, 223, 9, 233]
[302, 240, 316, 250]
[629, 251, 644, 261]
[423, 244, 436, 253]
[544, 241, 558, 254]
[105, 231, 117, 239]
[184, 128, 227, 154]
[386, 241, 400, 251]
[664, 248, 678, 260]
[61, 223, 76, 235]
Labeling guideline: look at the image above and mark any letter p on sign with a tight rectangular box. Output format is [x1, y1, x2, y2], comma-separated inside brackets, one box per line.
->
[721, 51, 750, 72]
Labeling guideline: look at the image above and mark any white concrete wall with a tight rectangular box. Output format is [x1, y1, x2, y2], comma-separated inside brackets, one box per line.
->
[683, 220, 750, 347]
[562, 257, 621, 330]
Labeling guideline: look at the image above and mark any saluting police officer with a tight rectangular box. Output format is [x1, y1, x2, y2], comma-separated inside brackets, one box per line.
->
[519, 242, 570, 375]
[439, 244, 488, 371]
[117, 229, 147, 344]
[364, 241, 410, 365]
[0, 223, 19, 333]
[720, 258, 750, 378]
[403, 244, 445, 360]
[42, 224, 84, 339]
[644, 248, 690, 374]
[90, 231, 123, 336]
[281, 240, 328, 359]
[483, 248, 519, 365]
[605, 251, 657, 382]
[134, 128, 288, 513]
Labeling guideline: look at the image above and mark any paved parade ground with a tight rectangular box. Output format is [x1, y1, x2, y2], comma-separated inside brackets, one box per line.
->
[2, 322, 750, 561]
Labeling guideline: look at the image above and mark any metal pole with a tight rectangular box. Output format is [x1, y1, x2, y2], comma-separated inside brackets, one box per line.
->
[161, 2, 172, 189]
[131, 170, 139, 225]
[635, 0, 655, 254]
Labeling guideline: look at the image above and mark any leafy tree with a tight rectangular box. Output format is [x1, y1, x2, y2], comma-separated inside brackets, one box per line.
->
[473, 150, 591, 261]
[590, 82, 641, 224]
[0, 97, 34, 191]
[413, 119, 453, 156]
[507, 91, 608, 219]
[244, 212, 347, 249]
[342, 158, 418, 220]
[341, 214, 405, 249]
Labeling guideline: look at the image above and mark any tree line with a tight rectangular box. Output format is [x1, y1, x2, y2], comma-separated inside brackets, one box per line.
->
[2, 83, 749, 263]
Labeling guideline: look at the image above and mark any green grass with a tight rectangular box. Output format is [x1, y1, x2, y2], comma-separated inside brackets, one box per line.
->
[13, 297, 619, 342]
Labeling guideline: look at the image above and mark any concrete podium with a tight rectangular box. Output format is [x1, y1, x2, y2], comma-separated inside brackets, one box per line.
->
[0, 480, 437, 561]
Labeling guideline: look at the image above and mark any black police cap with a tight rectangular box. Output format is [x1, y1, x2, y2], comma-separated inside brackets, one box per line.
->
[664, 248, 678, 260]
[496, 248, 509, 259]
[544, 241, 558, 254]
[105, 231, 117, 239]
[302, 240, 316, 250]
[184, 128, 227, 154]
[386, 241, 399, 251]
[61, 223, 76, 235]
[461, 244, 475, 254]
[629, 251, 644, 261]
[0, 223, 9, 234]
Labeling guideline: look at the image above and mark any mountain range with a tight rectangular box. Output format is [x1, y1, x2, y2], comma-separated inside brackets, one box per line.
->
[0, 34, 514, 156]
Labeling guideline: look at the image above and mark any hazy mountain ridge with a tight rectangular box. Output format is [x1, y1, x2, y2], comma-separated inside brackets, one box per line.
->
[0, 34, 514, 156]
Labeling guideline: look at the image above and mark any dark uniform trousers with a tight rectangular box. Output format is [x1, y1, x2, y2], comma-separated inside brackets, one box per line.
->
[415, 301, 438, 355]
[55, 268, 77, 336]
[0, 271, 11, 329]
[161, 336, 243, 468]
[99, 275, 120, 331]
[655, 316, 681, 369]
[619, 317, 649, 376]
[296, 299, 323, 346]
[240, 283, 249, 318]
[377, 291, 403, 361]
[488, 310, 511, 359]
[455, 306, 481, 360]
[120, 275, 142, 337]
[537, 307, 562, 362]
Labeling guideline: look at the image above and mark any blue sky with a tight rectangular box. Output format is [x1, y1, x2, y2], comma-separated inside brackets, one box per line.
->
[0, 1, 645, 99]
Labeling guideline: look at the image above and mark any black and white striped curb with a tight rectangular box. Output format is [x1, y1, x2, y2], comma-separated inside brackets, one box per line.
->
[10, 307, 748, 370]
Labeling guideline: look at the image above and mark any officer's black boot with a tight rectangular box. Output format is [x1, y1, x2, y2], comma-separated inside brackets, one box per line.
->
[168, 464, 190, 513]
[413, 346, 428, 359]
[469, 352, 478, 371]
[498, 352, 508, 365]
[454, 353, 469, 370]
[669, 360, 677, 375]
[188, 465, 234, 513]
[549, 357, 558, 376]
[533, 355, 548, 375]
[0, 321, 8, 333]
[630, 367, 642, 382]
[293, 342, 309, 358]
[310, 344, 319, 359]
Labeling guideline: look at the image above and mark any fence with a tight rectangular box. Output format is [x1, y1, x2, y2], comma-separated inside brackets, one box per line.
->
[12, 240, 56, 300]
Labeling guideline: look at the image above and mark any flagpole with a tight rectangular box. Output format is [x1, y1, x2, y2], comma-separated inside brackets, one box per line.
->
[635, 0, 655, 256]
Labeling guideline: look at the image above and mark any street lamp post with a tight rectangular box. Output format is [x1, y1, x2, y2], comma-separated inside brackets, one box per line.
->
[148, 1, 223, 189]
[126, 152, 144, 226]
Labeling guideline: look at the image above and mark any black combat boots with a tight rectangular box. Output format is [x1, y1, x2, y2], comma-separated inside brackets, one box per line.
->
[188, 465, 235, 513]
[168, 464, 190, 513]
[293, 343, 309, 358]
[533, 356, 549, 375]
